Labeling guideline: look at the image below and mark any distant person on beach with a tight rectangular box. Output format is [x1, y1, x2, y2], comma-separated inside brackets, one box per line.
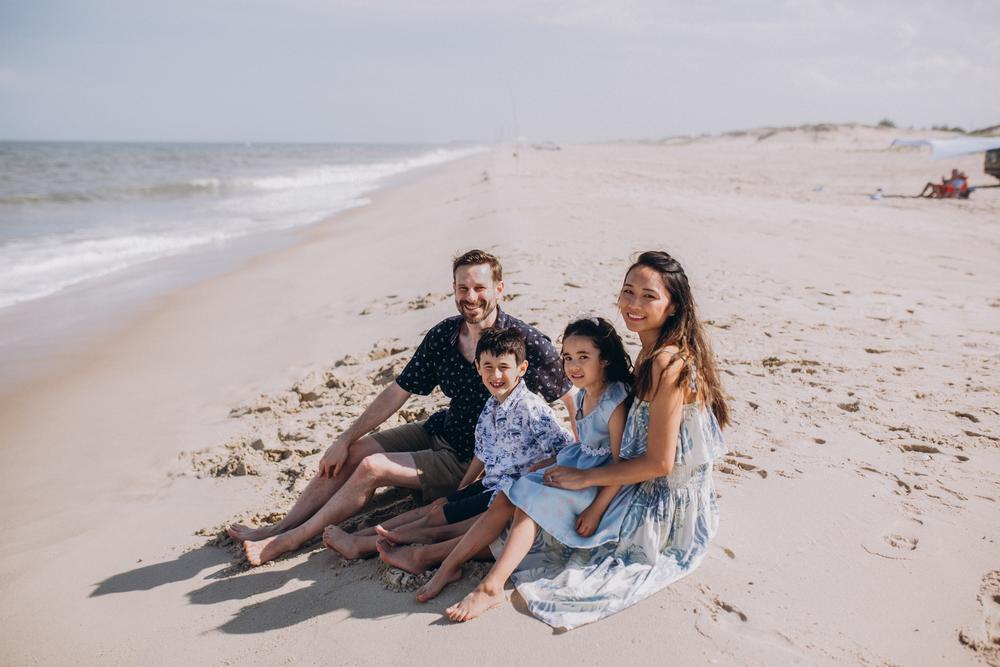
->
[322, 327, 574, 560]
[919, 168, 968, 198]
[227, 249, 574, 566]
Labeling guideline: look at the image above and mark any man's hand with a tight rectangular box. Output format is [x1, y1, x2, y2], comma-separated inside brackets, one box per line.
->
[528, 456, 557, 472]
[575, 506, 602, 537]
[319, 437, 351, 478]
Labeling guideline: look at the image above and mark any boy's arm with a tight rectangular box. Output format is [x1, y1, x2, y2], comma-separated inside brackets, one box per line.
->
[456, 456, 485, 490]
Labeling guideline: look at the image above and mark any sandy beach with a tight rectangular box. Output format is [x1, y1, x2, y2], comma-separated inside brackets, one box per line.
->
[1, 125, 998, 665]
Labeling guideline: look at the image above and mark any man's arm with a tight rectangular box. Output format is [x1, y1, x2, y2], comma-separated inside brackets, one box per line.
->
[320, 381, 411, 477]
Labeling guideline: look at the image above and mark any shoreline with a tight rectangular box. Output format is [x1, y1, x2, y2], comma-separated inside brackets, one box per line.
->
[0, 149, 486, 401]
[1, 130, 998, 665]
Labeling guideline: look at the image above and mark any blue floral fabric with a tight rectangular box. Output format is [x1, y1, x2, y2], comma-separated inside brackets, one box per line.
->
[474, 379, 574, 495]
[506, 381, 630, 547]
[498, 399, 726, 630]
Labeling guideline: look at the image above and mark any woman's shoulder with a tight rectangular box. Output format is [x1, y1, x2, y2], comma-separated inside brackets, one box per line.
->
[650, 346, 684, 373]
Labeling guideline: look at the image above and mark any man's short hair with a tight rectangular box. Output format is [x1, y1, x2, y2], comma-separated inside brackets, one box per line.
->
[475, 327, 526, 364]
[453, 249, 503, 283]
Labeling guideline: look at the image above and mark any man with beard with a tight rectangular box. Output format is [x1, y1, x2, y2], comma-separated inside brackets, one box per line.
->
[230, 249, 575, 566]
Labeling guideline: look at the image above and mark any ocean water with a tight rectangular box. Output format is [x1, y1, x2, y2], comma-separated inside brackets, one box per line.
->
[0, 141, 481, 310]
[0, 141, 481, 390]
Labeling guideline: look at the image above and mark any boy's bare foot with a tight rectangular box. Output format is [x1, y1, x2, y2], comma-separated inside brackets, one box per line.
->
[322, 525, 368, 560]
[376, 540, 430, 575]
[227, 523, 277, 542]
[243, 533, 294, 566]
[445, 584, 505, 622]
[414, 566, 462, 602]
[373, 524, 414, 545]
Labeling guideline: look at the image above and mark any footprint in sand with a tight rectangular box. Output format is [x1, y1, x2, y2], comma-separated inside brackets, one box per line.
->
[958, 570, 1000, 664]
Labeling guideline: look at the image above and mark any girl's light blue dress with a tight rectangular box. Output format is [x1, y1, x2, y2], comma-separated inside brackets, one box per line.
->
[506, 381, 630, 547]
[500, 396, 726, 630]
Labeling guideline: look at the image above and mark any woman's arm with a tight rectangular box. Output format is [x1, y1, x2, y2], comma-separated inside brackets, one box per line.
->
[546, 353, 685, 490]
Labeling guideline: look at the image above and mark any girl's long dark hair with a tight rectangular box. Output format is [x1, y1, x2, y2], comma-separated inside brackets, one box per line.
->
[626, 251, 730, 428]
[562, 317, 634, 391]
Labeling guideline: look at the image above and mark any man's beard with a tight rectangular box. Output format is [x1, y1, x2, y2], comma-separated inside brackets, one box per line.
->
[458, 297, 497, 324]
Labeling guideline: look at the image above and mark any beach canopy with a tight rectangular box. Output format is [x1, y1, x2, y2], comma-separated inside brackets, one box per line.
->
[892, 137, 1000, 160]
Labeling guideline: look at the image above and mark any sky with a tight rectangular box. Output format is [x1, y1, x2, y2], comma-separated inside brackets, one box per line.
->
[1, 0, 998, 143]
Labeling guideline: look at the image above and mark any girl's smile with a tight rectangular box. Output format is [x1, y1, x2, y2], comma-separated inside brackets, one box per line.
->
[562, 335, 607, 394]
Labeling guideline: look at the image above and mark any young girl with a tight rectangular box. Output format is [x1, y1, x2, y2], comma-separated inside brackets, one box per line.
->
[408, 316, 634, 606]
[449, 250, 729, 628]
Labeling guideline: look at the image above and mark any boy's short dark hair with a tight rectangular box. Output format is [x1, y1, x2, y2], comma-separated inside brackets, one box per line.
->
[475, 327, 526, 365]
[453, 249, 503, 283]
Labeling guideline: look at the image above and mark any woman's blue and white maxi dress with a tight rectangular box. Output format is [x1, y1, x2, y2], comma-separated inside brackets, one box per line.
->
[506, 381, 630, 547]
[500, 398, 726, 630]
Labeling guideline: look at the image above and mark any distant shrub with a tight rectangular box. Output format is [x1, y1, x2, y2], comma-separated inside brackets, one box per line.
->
[877, 118, 896, 128]
[931, 124, 966, 133]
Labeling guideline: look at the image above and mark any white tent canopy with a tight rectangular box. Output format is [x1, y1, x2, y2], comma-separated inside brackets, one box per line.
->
[892, 137, 1000, 161]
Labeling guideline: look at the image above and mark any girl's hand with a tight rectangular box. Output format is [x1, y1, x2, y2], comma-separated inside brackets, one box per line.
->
[528, 456, 557, 472]
[575, 506, 602, 537]
[542, 465, 591, 490]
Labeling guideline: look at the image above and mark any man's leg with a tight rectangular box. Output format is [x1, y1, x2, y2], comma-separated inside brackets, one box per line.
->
[242, 451, 422, 566]
[228, 436, 385, 542]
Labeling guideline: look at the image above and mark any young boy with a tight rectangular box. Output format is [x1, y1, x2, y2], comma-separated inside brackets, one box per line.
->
[323, 327, 572, 557]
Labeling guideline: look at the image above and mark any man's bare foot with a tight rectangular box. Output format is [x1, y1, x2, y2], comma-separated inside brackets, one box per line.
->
[243, 533, 295, 566]
[376, 540, 430, 575]
[445, 584, 505, 622]
[414, 566, 463, 602]
[227, 523, 278, 542]
[322, 525, 371, 560]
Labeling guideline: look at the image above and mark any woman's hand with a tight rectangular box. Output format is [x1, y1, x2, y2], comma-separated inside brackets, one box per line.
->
[542, 465, 592, 490]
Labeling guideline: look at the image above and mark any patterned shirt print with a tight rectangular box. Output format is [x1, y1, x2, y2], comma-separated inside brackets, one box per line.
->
[395, 307, 572, 461]
[475, 379, 575, 493]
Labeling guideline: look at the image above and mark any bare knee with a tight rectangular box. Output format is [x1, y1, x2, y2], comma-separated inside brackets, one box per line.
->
[354, 453, 391, 486]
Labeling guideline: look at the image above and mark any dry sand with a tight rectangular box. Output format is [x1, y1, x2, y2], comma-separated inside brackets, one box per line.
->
[1, 125, 998, 665]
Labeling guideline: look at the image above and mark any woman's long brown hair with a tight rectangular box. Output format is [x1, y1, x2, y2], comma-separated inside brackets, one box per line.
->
[626, 251, 730, 428]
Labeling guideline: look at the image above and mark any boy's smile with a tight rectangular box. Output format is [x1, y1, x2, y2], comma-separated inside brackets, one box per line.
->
[476, 350, 527, 403]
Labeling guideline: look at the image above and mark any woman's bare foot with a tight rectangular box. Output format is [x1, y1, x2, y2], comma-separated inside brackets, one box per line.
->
[322, 525, 373, 560]
[446, 584, 505, 622]
[376, 540, 430, 575]
[243, 533, 296, 566]
[227, 523, 278, 542]
[414, 566, 463, 602]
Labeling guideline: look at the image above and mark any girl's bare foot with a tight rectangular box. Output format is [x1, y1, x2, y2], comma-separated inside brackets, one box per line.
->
[375, 540, 429, 575]
[243, 533, 295, 566]
[445, 584, 505, 622]
[322, 525, 370, 560]
[414, 566, 463, 602]
[227, 523, 277, 542]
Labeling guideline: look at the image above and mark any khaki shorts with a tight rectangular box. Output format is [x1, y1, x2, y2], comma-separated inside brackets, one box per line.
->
[369, 421, 467, 501]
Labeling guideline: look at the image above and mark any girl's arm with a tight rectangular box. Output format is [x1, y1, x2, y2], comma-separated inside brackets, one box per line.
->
[575, 401, 627, 536]
[545, 353, 685, 490]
